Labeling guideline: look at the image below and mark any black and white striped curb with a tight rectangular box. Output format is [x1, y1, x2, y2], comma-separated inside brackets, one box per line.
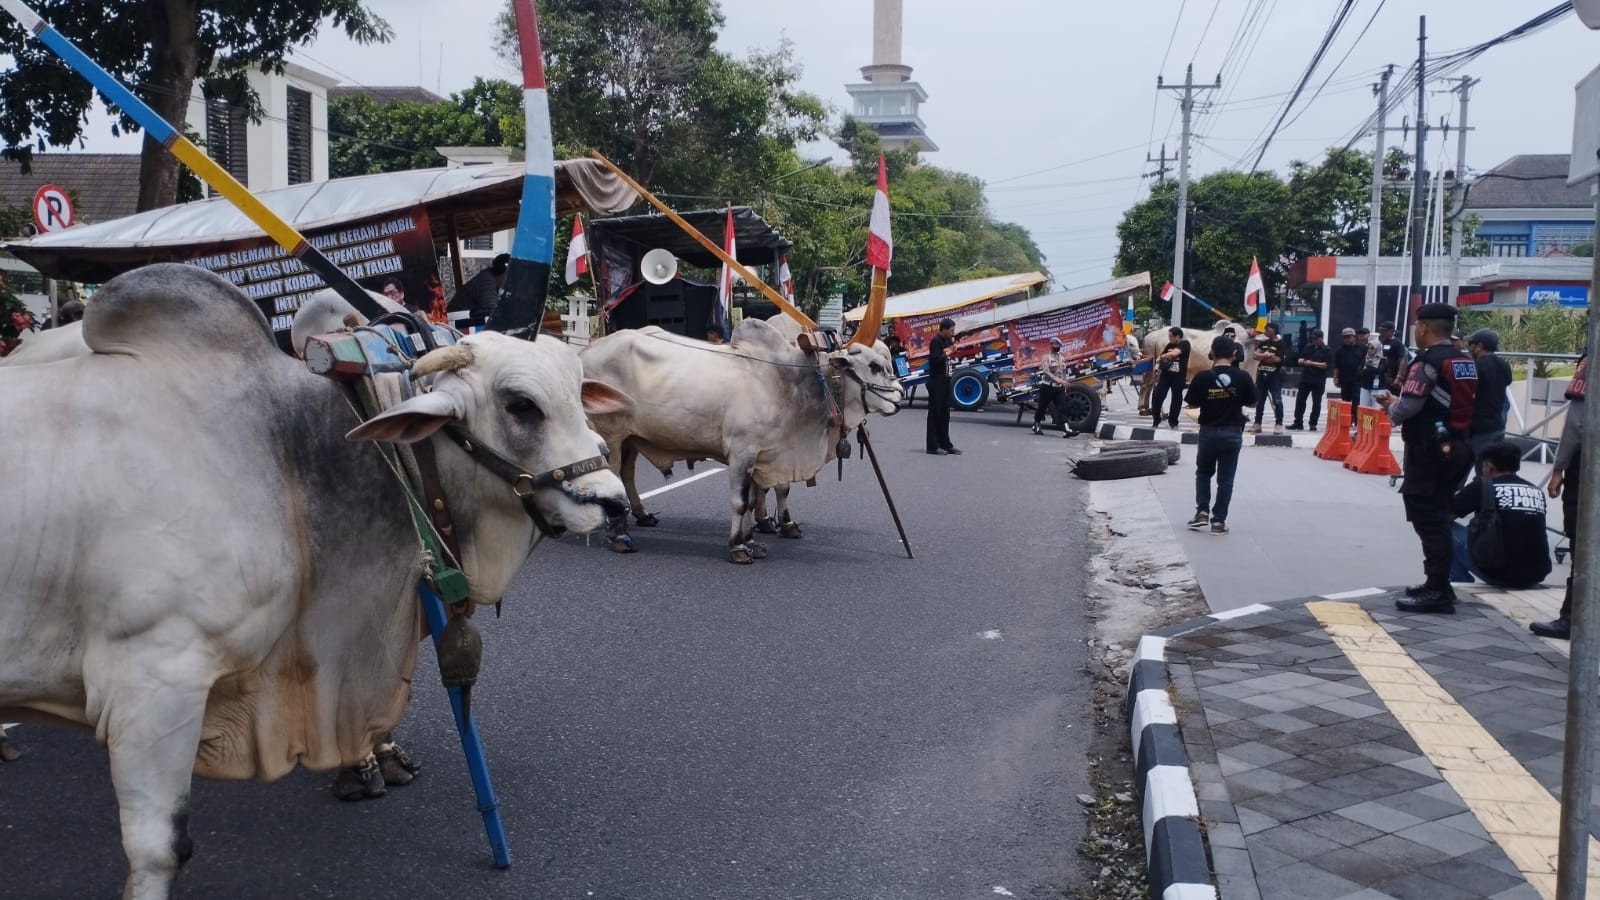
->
[1095, 422, 1300, 448]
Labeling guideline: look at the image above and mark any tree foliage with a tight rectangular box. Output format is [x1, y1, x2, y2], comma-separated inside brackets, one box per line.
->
[329, 78, 525, 176]
[0, 0, 390, 211]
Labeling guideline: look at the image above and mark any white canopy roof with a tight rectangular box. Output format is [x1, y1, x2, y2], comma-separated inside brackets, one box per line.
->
[843, 270, 1047, 322]
[952, 272, 1151, 333]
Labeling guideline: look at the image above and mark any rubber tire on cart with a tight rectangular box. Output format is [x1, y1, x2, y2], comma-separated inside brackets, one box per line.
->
[1060, 383, 1102, 434]
[950, 368, 990, 412]
[1072, 446, 1169, 481]
[1103, 440, 1181, 464]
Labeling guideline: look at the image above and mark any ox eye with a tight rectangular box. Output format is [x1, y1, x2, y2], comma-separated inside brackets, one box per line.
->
[869, 362, 883, 374]
[505, 396, 541, 417]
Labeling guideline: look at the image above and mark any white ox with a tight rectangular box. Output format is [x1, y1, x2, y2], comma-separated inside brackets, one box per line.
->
[1138, 322, 1261, 415]
[579, 319, 903, 563]
[0, 264, 630, 899]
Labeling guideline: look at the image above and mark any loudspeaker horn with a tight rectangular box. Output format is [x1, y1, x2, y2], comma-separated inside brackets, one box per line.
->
[640, 248, 678, 285]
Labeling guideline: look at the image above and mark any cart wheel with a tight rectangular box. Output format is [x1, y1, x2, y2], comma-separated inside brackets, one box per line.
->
[950, 368, 989, 411]
[1060, 383, 1102, 434]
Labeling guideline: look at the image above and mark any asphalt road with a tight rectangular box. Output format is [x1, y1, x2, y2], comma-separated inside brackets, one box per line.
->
[0, 406, 1095, 900]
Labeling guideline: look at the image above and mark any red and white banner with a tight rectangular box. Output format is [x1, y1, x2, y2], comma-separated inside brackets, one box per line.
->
[778, 254, 794, 303]
[866, 154, 892, 272]
[1243, 257, 1264, 315]
[564, 215, 589, 284]
[717, 206, 737, 322]
[1160, 281, 1175, 302]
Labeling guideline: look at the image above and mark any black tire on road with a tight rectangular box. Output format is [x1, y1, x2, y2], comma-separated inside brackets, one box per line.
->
[1060, 383, 1102, 433]
[950, 368, 990, 412]
[1104, 440, 1181, 464]
[1072, 446, 1169, 481]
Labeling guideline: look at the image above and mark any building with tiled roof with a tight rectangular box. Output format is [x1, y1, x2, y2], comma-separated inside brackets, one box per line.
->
[1465, 154, 1594, 258]
[0, 154, 141, 231]
[328, 85, 446, 106]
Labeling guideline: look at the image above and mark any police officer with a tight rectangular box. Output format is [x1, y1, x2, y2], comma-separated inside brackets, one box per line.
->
[1531, 353, 1587, 639]
[1376, 303, 1478, 613]
[1033, 337, 1068, 434]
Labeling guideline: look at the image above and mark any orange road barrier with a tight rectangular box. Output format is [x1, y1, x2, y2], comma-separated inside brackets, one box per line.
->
[1342, 406, 1379, 471]
[1343, 406, 1403, 475]
[1314, 400, 1353, 460]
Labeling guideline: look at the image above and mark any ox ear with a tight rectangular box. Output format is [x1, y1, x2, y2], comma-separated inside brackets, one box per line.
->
[581, 379, 633, 416]
[346, 391, 465, 444]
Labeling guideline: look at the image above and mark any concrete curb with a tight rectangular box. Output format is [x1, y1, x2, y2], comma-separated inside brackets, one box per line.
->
[1123, 589, 1392, 900]
[1095, 422, 1303, 449]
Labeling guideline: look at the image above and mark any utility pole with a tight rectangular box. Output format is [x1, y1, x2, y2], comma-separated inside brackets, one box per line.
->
[1366, 65, 1394, 330]
[1145, 144, 1174, 184]
[1157, 63, 1220, 328]
[1446, 76, 1479, 304]
[1406, 15, 1428, 333]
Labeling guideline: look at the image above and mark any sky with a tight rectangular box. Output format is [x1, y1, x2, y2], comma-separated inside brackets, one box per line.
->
[78, 1, 1600, 288]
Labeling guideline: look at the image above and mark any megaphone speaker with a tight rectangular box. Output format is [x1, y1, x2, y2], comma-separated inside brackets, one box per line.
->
[640, 248, 678, 285]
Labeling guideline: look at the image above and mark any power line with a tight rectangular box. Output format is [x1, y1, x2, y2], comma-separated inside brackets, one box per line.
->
[1274, 0, 1390, 135]
[1157, 0, 1192, 83]
[985, 141, 1152, 186]
[1243, 0, 1359, 172]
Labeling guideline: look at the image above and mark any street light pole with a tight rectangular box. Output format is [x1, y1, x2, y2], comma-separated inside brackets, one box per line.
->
[760, 156, 834, 218]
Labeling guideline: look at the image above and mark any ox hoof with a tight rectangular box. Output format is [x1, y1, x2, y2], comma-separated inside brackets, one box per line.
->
[334, 759, 386, 802]
[748, 541, 769, 559]
[755, 516, 780, 535]
[779, 521, 803, 539]
[609, 534, 637, 554]
[728, 546, 755, 565]
[635, 512, 660, 527]
[376, 744, 420, 786]
[0, 735, 19, 763]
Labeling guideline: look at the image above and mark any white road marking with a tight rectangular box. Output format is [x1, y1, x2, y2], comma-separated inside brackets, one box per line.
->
[992, 888, 1015, 897]
[638, 466, 726, 500]
[979, 630, 1003, 640]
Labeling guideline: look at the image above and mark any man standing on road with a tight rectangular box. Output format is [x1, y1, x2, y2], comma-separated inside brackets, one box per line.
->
[1532, 354, 1587, 639]
[1248, 322, 1286, 435]
[1378, 320, 1407, 393]
[1185, 336, 1256, 536]
[1222, 325, 1246, 364]
[1149, 326, 1190, 430]
[1466, 328, 1512, 461]
[1377, 304, 1478, 614]
[1332, 327, 1364, 408]
[1033, 337, 1068, 434]
[1290, 329, 1331, 431]
[925, 318, 961, 455]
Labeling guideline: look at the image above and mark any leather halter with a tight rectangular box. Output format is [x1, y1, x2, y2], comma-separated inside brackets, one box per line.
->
[438, 424, 609, 539]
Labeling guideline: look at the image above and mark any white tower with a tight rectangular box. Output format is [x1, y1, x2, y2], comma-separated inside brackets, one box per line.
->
[845, 0, 936, 152]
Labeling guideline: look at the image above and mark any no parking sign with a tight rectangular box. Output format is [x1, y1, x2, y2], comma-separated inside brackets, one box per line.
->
[32, 184, 72, 233]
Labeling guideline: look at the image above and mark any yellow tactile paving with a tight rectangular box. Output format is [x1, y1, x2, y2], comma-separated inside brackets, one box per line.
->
[1306, 601, 1600, 899]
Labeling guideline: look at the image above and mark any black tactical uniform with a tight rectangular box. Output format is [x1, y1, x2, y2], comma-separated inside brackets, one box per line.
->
[1391, 304, 1478, 612]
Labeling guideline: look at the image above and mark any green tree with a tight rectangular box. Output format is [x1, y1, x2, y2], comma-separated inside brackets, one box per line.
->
[329, 78, 526, 176]
[0, 1, 391, 211]
[1282, 147, 1411, 260]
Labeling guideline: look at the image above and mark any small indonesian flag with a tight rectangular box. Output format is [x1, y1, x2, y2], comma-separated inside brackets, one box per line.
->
[778, 254, 795, 303]
[1123, 299, 1135, 334]
[866, 153, 892, 272]
[1243, 257, 1264, 315]
[564, 215, 589, 284]
[717, 206, 737, 323]
[1160, 281, 1175, 302]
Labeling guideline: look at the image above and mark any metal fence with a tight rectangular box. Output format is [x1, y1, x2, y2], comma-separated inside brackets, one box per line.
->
[1497, 350, 1583, 464]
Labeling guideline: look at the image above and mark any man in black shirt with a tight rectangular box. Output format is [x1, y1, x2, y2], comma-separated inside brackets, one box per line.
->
[1289, 328, 1331, 431]
[447, 253, 510, 329]
[1149, 326, 1190, 429]
[1184, 336, 1256, 536]
[1449, 441, 1551, 589]
[1378, 320, 1407, 392]
[1466, 328, 1512, 459]
[1222, 325, 1247, 364]
[1332, 327, 1365, 406]
[1248, 322, 1286, 435]
[925, 318, 961, 455]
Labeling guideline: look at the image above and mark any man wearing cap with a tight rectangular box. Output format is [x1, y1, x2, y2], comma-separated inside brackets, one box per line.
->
[925, 318, 961, 455]
[1289, 329, 1331, 431]
[1033, 337, 1069, 434]
[1333, 327, 1365, 406]
[1378, 320, 1408, 392]
[1375, 303, 1478, 613]
[1150, 326, 1191, 429]
[1247, 322, 1287, 435]
[1466, 329, 1511, 463]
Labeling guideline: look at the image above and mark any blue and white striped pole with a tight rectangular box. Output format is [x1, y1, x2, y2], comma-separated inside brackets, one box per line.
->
[485, 0, 557, 337]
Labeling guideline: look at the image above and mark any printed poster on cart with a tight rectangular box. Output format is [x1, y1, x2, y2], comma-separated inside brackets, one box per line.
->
[1007, 297, 1124, 370]
[893, 299, 1002, 362]
[181, 208, 440, 353]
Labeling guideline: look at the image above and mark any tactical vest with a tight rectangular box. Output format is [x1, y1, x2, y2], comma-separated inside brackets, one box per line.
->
[1399, 343, 1477, 443]
[1568, 356, 1588, 401]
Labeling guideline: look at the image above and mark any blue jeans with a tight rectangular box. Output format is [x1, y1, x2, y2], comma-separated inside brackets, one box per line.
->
[1449, 522, 1479, 583]
[1196, 425, 1244, 522]
[1254, 370, 1283, 425]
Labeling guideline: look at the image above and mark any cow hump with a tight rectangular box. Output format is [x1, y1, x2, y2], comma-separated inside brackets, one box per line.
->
[82, 263, 276, 359]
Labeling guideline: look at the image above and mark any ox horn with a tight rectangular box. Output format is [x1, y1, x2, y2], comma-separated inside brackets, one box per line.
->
[411, 344, 476, 378]
[849, 267, 888, 347]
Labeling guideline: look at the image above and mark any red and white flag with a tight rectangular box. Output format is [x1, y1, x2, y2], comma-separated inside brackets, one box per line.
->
[778, 254, 795, 303]
[717, 206, 737, 324]
[564, 215, 589, 284]
[866, 153, 892, 272]
[1159, 281, 1175, 302]
[1243, 257, 1264, 315]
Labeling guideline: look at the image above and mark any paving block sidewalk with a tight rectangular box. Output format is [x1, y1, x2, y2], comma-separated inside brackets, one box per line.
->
[1159, 584, 1600, 900]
